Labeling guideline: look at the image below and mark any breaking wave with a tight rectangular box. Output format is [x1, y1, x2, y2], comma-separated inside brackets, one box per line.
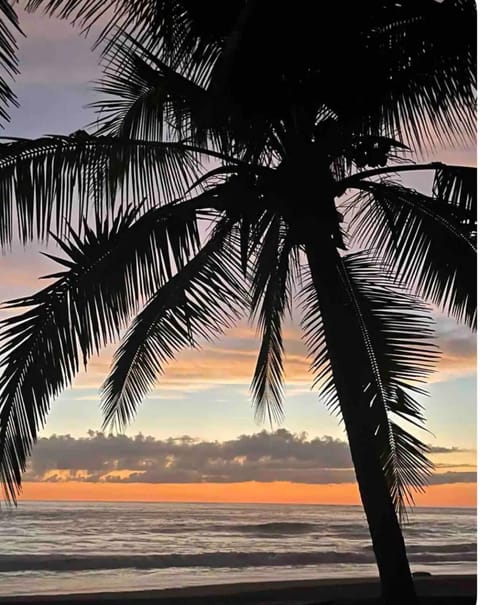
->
[226, 522, 318, 534]
[0, 548, 475, 573]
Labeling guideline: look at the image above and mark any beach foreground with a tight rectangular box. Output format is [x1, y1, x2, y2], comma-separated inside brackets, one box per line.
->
[0, 574, 475, 605]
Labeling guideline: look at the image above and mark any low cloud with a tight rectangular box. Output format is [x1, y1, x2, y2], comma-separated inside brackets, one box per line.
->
[429, 472, 477, 485]
[429, 446, 473, 454]
[25, 429, 475, 486]
[433, 316, 477, 382]
[50, 318, 476, 393]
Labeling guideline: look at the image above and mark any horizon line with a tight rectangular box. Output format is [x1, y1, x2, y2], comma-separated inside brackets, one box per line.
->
[15, 498, 476, 510]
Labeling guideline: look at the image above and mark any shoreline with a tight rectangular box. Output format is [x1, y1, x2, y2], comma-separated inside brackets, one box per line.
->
[0, 574, 475, 604]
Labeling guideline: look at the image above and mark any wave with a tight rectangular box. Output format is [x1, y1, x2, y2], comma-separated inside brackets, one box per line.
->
[0, 551, 372, 572]
[226, 522, 318, 534]
[148, 522, 319, 535]
[0, 549, 475, 573]
[407, 543, 477, 554]
[362, 542, 477, 555]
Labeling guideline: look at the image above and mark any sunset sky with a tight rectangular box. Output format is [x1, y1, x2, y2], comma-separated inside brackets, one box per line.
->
[1, 11, 476, 507]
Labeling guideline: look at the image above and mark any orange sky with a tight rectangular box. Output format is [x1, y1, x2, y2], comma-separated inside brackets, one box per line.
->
[20, 481, 476, 508]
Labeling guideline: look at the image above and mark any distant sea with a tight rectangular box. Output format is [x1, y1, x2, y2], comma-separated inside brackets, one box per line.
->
[0, 501, 476, 596]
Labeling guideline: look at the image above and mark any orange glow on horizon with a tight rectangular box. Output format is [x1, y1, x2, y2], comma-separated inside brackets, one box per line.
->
[19, 481, 476, 508]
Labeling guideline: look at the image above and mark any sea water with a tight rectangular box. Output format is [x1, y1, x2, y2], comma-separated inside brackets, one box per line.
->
[0, 501, 475, 596]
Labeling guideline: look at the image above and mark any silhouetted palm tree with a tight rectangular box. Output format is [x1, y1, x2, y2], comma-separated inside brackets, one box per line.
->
[0, 2, 476, 603]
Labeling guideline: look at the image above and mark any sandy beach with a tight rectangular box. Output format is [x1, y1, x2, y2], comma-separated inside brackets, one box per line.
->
[0, 574, 475, 604]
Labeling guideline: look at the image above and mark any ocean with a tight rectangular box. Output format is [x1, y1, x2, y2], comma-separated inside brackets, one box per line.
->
[0, 501, 476, 596]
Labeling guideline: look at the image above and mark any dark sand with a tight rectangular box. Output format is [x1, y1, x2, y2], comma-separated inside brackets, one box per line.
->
[0, 574, 475, 604]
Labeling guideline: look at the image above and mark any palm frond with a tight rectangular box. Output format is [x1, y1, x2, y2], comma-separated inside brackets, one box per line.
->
[0, 0, 21, 125]
[250, 216, 293, 425]
[433, 165, 476, 241]
[341, 252, 436, 518]
[25, 0, 231, 77]
[0, 135, 205, 244]
[0, 200, 203, 501]
[92, 34, 211, 143]
[382, 421, 432, 516]
[101, 219, 248, 430]
[93, 34, 281, 163]
[350, 179, 476, 329]
[300, 250, 437, 516]
[25, 1, 475, 152]
[343, 0, 476, 149]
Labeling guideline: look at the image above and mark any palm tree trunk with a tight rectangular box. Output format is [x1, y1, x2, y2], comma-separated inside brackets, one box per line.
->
[304, 236, 417, 605]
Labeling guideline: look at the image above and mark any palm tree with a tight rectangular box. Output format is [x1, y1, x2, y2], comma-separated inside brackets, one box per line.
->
[0, 2, 476, 603]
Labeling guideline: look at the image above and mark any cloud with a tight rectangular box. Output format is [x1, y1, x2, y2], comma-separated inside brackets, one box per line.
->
[58, 328, 313, 391]
[435, 463, 476, 469]
[428, 472, 477, 485]
[25, 429, 475, 486]
[432, 316, 477, 382]
[36, 313, 474, 395]
[429, 445, 473, 454]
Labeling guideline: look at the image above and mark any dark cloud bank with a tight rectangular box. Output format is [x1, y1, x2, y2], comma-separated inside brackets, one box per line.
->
[26, 429, 475, 485]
